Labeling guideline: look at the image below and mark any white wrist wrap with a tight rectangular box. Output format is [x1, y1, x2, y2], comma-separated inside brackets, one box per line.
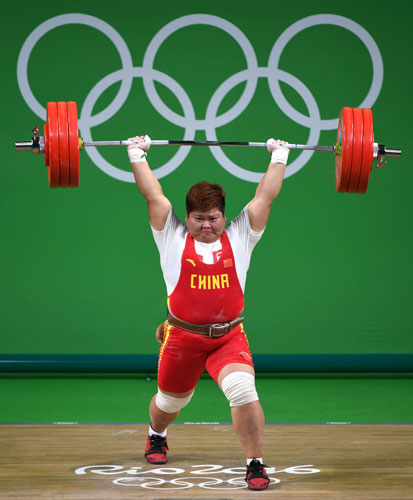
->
[271, 148, 289, 165]
[128, 147, 147, 164]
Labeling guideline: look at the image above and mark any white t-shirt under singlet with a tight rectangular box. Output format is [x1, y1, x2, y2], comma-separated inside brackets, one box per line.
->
[151, 206, 264, 296]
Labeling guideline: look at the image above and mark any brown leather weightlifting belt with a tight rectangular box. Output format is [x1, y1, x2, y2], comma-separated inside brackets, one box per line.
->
[167, 311, 244, 338]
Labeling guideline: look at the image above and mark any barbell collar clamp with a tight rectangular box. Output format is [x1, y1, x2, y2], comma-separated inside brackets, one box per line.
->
[15, 136, 44, 155]
[373, 143, 402, 160]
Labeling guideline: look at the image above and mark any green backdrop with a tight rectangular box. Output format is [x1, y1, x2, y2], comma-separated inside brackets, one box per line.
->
[1, 0, 412, 371]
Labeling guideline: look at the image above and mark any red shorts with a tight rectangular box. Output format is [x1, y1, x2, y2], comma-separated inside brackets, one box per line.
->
[157, 323, 254, 393]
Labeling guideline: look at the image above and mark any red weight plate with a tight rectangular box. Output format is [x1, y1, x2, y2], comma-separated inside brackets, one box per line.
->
[67, 101, 80, 187]
[348, 108, 363, 193]
[57, 102, 69, 187]
[46, 102, 59, 188]
[357, 108, 374, 193]
[335, 107, 353, 192]
[44, 122, 49, 167]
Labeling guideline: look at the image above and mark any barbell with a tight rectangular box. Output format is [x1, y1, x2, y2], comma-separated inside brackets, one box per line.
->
[15, 101, 402, 193]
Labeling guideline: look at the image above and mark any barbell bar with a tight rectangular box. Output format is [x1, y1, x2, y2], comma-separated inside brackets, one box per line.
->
[15, 101, 402, 192]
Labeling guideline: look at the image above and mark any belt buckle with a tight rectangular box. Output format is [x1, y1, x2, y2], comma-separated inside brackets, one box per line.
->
[208, 322, 230, 337]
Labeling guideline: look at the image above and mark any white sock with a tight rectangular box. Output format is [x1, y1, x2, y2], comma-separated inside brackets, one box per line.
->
[149, 424, 167, 438]
[247, 457, 263, 465]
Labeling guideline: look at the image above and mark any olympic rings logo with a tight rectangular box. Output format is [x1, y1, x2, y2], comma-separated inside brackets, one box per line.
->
[17, 13, 383, 183]
[112, 475, 280, 489]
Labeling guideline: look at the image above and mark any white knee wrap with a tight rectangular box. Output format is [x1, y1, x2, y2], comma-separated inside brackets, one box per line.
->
[155, 389, 194, 414]
[221, 371, 259, 407]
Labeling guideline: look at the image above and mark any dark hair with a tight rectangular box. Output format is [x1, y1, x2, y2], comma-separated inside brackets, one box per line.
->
[186, 181, 226, 215]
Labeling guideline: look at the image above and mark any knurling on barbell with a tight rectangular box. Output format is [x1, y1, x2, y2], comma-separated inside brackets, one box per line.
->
[16, 101, 401, 192]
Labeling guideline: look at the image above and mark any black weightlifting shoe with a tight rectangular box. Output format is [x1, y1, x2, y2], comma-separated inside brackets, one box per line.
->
[245, 459, 270, 490]
[144, 434, 168, 464]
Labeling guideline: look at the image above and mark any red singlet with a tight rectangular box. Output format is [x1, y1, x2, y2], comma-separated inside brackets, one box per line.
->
[168, 231, 244, 323]
[158, 231, 254, 393]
